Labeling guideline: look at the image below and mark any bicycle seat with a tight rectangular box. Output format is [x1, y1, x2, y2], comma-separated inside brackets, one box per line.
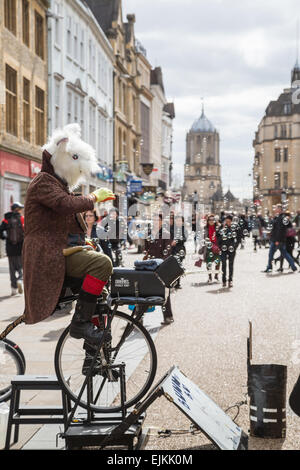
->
[110, 296, 165, 306]
[57, 277, 83, 305]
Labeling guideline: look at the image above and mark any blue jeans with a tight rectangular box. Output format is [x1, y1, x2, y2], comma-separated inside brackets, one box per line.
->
[267, 241, 296, 270]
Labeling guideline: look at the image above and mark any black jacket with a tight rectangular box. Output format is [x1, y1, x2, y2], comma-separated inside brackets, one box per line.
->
[0, 212, 24, 257]
[216, 223, 242, 253]
[270, 214, 288, 243]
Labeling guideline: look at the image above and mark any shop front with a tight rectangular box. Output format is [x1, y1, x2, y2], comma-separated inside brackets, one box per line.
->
[0, 150, 42, 256]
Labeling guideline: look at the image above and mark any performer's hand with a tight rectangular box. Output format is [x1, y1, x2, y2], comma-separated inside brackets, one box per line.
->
[91, 188, 116, 203]
[85, 238, 95, 249]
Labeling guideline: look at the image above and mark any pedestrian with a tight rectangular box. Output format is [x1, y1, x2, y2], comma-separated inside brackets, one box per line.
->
[106, 208, 122, 267]
[0, 202, 24, 295]
[238, 213, 248, 249]
[217, 214, 241, 288]
[202, 214, 221, 284]
[250, 214, 263, 252]
[274, 211, 298, 272]
[84, 209, 98, 239]
[263, 204, 297, 273]
[170, 215, 186, 289]
[144, 213, 174, 325]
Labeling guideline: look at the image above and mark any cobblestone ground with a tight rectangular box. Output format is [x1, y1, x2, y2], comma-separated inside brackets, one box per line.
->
[1, 238, 300, 450]
[142, 239, 300, 450]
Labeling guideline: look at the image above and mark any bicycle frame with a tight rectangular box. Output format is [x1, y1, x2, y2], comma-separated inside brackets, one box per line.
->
[0, 314, 25, 341]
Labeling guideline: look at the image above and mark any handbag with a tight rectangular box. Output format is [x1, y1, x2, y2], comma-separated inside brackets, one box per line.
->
[286, 228, 296, 238]
[211, 244, 220, 255]
[194, 258, 203, 268]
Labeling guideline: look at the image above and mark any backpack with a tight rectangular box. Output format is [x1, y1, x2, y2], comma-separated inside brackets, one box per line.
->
[8, 214, 24, 244]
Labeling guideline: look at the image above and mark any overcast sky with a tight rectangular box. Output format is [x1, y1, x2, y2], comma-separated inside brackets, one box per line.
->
[123, 0, 300, 200]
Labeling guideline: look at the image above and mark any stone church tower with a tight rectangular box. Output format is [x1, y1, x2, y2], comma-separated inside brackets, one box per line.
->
[183, 104, 223, 212]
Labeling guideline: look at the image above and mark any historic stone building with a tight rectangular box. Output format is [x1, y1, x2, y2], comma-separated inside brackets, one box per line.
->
[0, 0, 48, 241]
[183, 105, 223, 212]
[150, 67, 175, 191]
[253, 62, 300, 215]
[85, 0, 142, 195]
[47, 0, 115, 193]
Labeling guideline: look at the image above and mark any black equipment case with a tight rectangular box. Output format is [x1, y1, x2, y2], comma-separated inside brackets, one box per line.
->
[110, 268, 165, 298]
[110, 256, 184, 298]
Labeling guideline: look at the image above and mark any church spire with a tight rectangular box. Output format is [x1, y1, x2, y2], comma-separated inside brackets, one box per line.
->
[201, 97, 204, 117]
[292, 19, 300, 85]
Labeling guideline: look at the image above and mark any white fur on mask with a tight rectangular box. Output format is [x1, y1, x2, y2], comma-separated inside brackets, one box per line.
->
[42, 123, 99, 190]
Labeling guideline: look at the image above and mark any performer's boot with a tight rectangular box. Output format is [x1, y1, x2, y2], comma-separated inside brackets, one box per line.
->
[69, 275, 111, 345]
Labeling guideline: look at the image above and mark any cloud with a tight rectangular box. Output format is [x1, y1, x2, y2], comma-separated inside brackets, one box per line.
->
[123, 0, 300, 199]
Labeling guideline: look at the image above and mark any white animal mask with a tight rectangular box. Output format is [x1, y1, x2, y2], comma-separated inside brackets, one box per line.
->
[42, 123, 99, 190]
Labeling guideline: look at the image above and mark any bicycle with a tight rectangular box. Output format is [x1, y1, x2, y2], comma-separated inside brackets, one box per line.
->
[0, 316, 26, 403]
[0, 277, 160, 414]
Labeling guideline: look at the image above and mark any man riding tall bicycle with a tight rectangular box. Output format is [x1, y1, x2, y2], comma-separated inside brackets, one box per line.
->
[22, 123, 115, 346]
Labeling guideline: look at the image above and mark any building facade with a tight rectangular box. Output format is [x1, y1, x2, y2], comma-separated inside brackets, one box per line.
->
[253, 63, 300, 215]
[183, 106, 223, 213]
[0, 0, 48, 255]
[48, 0, 115, 193]
[85, 0, 142, 195]
[150, 67, 175, 192]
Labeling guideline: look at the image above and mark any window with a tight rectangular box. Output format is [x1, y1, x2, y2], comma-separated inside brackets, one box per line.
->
[284, 148, 288, 162]
[80, 29, 85, 67]
[67, 91, 72, 123]
[274, 125, 278, 138]
[118, 128, 122, 160]
[275, 148, 281, 162]
[89, 103, 96, 147]
[283, 172, 288, 188]
[35, 86, 45, 145]
[122, 131, 127, 159]
[6, 65, 18, 136]
[67, 16, 72, 56]
[23, 78, 30, 141]
[4, 0, 16, 35]
[98, 113, 107, 163]
[123, 84, 126, 113]
[80, 98, 85, 138]
[35, 11, 44, 59]
[74, 23, 78, 62]
[281, 124, 287, 138]
[54, 2, 61, 46]
[22, 0, 30, 46]
[54, 80, 60, 128]
[283, 103, 291, 115]
[74, 95, 79, 123]
[274, 172, 281, 189]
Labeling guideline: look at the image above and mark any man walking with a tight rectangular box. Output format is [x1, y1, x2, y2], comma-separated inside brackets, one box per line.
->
[263, 204, 297, 273]
[217, 214, 241, 288]
[0, 202, 24, 295]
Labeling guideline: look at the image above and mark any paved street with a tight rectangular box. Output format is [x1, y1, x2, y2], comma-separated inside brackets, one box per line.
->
[1, 239, 300, 450]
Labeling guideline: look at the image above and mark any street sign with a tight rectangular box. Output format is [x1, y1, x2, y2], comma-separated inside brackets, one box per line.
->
[129, 180, 143, 194]
[160, 366, 247, 450]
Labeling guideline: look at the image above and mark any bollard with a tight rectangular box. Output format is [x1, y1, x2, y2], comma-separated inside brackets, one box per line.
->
[0, 402, 9, 449]
[248, 364, 287, 439]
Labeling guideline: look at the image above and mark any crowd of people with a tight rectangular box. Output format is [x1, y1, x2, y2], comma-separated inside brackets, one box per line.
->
[1, 200, 300, 326]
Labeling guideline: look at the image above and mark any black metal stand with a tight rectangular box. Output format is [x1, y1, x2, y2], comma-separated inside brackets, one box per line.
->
[60, 302, 149, 450]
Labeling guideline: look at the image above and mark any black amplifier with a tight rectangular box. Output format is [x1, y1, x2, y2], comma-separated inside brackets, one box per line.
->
[110, 268, 165, 298]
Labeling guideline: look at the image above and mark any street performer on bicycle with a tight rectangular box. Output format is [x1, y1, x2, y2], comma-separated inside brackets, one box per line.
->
[22, 123, 115, 345]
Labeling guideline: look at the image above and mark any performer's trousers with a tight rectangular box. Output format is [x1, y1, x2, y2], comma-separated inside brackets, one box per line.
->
[65, 249, 113, 290]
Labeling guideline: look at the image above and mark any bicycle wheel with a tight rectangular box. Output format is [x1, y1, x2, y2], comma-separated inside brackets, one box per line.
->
[55, 311, 157, 413]
[0, 340, 25, 402]
[2, 339, 26, 371]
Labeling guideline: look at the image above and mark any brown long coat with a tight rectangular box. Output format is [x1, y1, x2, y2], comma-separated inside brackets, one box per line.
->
[23, 151, 94, 324]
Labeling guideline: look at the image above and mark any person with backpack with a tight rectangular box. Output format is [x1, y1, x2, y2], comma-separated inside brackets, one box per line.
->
[0, 202, 24, 295]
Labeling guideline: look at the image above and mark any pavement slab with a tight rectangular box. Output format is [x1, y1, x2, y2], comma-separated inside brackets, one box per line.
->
[1, 240, 300, 450]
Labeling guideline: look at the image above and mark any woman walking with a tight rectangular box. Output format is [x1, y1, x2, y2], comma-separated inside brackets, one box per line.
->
[203, 214, 221, 283]
[144, 214, 174, 325]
